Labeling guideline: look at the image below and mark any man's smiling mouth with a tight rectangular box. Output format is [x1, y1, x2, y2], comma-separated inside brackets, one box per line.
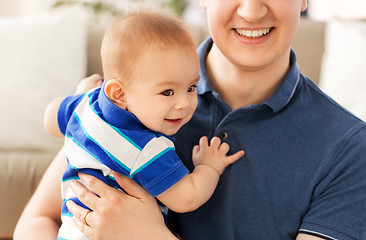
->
[234, 27, 273, 38]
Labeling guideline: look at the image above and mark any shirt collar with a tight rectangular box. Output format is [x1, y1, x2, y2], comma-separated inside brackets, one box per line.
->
[98, 83, 148, 131]
[263, 51, 300, 112]
[196, 37, 301, 113]
[196, 38, 214, 95]
[97, 83, 172, 140]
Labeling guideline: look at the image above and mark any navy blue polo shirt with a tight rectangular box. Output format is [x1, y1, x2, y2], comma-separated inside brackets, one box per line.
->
[168, 38, 366, 240]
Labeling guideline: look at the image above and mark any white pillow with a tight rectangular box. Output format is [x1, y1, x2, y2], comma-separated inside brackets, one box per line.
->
[0, 8, 87, 150]
[319, 18, 366, 121]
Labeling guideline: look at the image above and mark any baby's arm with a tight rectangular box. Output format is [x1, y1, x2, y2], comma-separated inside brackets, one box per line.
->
[43, 74, 103, 138]
[43, 97, 65, 137]
[157, 136, 244, 213]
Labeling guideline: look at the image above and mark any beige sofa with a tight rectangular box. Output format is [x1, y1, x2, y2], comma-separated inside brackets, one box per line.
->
[0, 17, 325, 239]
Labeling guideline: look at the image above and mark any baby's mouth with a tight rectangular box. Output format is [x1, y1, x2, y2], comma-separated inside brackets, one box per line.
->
[234, 27, 273, 38]
[165, 118, 183, 124]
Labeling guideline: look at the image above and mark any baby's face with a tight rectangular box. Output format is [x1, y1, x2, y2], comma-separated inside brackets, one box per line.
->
[124, 46, 200, 136]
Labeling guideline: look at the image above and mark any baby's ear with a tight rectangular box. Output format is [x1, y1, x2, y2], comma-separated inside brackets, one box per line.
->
[104, 79, 127, 109]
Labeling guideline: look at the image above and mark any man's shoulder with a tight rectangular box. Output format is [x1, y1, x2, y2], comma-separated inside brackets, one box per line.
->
[298, 74, 364, 129]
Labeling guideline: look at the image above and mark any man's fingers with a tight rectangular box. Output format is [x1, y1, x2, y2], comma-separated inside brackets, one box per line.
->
[74, 216, 93, 237]
[78, 173, 120, 199]
[69, 179, 100, 210]
[75, 74, 103, 94]
[84, 74, 102, 85]
[67, 200, 94, 230]
[112, 171, 150, 199]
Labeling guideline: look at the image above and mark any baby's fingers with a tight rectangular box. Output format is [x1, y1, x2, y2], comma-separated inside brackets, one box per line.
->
[192, 145, 200, 155]
[210, 136, 222, 148]
[218, 142, 230, 154]
[225, 150, 245, 165]
[199, 136, 209, 147]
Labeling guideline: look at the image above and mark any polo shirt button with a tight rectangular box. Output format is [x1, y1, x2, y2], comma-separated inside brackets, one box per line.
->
[219, 131, 228, 140]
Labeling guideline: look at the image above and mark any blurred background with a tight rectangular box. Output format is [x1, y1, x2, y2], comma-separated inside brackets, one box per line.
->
[0, 1, 365, 239]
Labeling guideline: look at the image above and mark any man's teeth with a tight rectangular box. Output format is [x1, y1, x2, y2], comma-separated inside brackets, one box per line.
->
[235, 28, 272, 38]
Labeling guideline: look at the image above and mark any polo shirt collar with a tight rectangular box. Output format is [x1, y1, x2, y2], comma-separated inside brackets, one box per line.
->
[263, 51, 300, 112]
[196, 37, 301, 113]
[98, 84, 147, 131]
[97, 83, 170, 139]
[197, 38, 214, 95]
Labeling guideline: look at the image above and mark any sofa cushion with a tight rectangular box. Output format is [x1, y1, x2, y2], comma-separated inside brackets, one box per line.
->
[0, 7, 87, 150]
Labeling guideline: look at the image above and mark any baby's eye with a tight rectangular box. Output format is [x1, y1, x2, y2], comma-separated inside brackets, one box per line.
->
[161, 89, 174, 96]
[187, 85, 197, 93]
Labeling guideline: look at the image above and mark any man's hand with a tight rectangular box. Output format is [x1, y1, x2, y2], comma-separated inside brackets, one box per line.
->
[67, 172, 178, 240]
[75, 74, 103, 95]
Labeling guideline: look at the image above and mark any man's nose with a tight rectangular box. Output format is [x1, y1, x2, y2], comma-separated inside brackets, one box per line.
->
[237, 0, 268, 23]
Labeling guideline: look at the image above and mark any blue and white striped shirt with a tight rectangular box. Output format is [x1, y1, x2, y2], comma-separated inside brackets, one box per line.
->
[57, 85, 189, 240]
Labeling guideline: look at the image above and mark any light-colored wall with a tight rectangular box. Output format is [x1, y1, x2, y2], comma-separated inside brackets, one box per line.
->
[0, 0, 57, 17]
[308, 0, 366, 20]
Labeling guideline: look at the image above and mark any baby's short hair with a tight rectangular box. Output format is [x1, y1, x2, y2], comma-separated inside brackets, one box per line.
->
[101, 10, 195, 83]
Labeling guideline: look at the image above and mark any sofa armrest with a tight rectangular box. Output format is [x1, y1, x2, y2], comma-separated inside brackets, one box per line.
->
[0, 149, 56, 239]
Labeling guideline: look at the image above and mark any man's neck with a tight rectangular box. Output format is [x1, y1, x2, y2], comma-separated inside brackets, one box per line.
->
[205, 44, 291, 111]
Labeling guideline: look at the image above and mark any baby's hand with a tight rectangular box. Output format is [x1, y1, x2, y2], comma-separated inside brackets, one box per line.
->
[192, 136, 244, 176]
[75, 74, 103, 94]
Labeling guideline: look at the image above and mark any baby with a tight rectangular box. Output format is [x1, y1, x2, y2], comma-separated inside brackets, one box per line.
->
[44, 10, 244, 240]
